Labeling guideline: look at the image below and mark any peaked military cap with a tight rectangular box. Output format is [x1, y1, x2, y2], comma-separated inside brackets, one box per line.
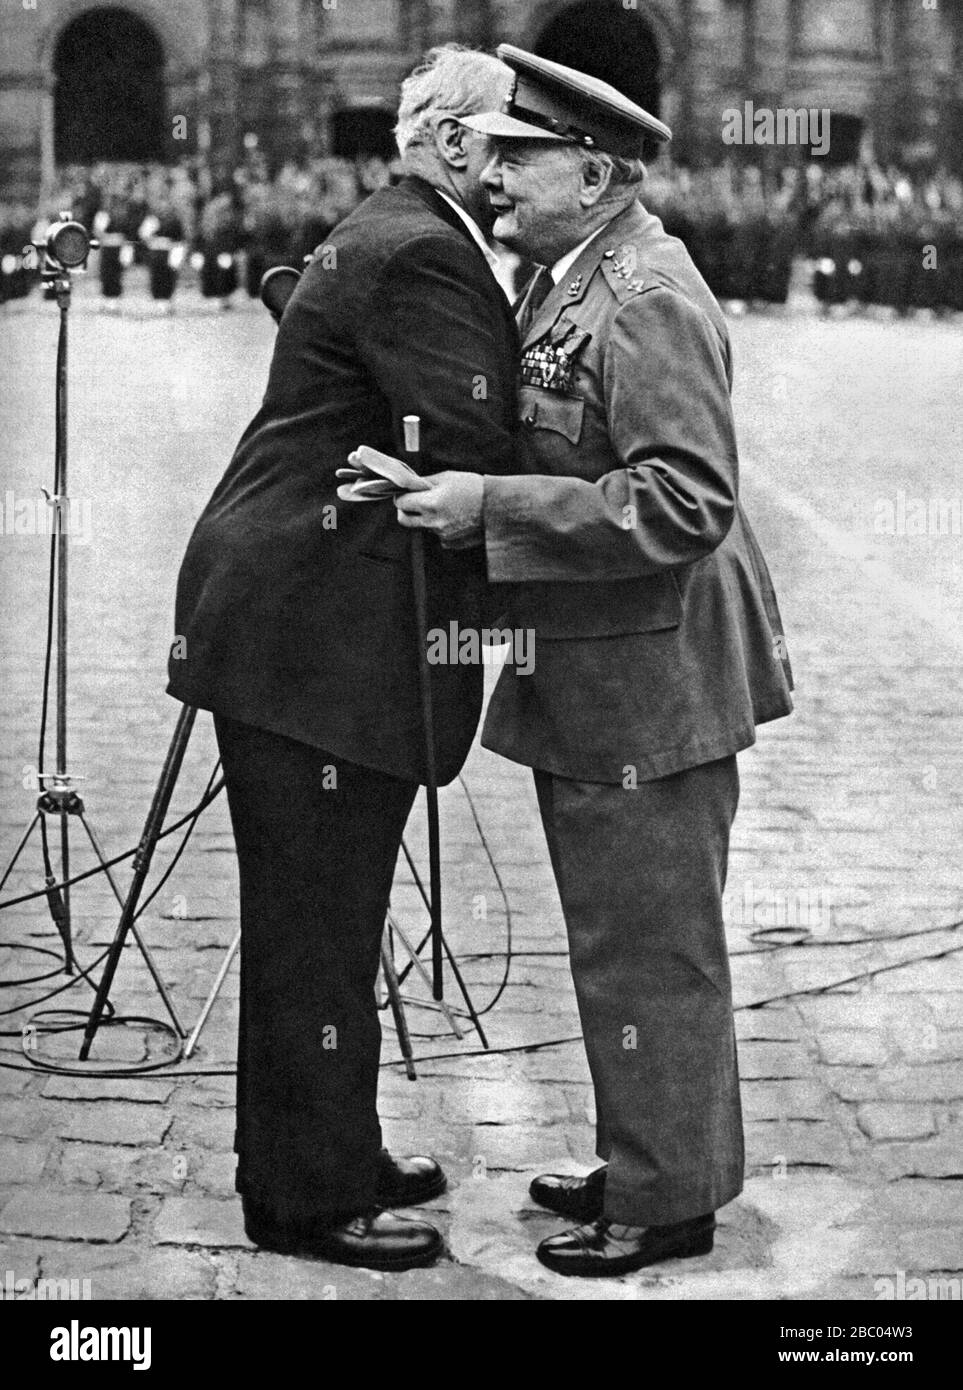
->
[461, 43, 672, 159]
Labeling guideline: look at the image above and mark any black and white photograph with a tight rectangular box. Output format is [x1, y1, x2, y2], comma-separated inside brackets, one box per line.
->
[0, 0, 960, 1338]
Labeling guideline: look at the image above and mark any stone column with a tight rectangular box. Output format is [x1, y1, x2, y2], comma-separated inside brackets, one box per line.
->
[685, 0, 725, 165]
[268, 0, 308, 160]
[206, 0, 241, 172]
[751, 0, 791, 107]
[751, 0, 792, 173]
[896, 0, 942, 163]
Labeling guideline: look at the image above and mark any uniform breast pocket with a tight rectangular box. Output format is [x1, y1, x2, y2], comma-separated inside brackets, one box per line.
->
[518, 386, 585, 445]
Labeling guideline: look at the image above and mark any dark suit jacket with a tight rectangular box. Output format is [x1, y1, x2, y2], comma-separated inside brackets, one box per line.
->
[168, 177, 519, 784]
[481, 199, 794, 784]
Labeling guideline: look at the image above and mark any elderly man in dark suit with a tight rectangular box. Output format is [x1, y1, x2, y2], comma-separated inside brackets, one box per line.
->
[397, 47, 794, 1276]
[168, 45, 518, 1270]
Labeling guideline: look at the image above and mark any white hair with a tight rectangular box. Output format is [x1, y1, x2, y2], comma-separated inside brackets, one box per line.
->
[394, 44, 512, 157]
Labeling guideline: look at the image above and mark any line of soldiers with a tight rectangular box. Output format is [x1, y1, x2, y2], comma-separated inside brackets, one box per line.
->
[4, 159, 962, 312]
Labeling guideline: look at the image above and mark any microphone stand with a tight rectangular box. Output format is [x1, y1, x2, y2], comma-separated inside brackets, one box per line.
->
[0, 230, 182, 1048]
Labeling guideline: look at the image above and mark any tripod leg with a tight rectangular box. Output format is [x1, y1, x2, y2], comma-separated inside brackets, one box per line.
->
[385, 910, 463, 1039]
[184, 928, 240, 1060]
[381, 937, 417, 1081]
[440, 933, 489, 1051]
[58, 811, 73, 974]
[79, 704, 198, 1060]
[0, 813, 41, 892]
[78, 812, 185, 1038]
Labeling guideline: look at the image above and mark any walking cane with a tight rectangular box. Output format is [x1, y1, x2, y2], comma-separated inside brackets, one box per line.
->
[402, 416, 444, 1001]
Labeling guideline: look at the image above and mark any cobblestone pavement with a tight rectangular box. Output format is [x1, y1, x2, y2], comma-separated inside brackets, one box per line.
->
[0, 276, 960, 1300]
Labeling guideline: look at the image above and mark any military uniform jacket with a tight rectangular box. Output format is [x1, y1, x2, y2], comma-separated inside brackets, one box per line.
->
[481, 199, 794, 784]
[168, 177, 519, 785]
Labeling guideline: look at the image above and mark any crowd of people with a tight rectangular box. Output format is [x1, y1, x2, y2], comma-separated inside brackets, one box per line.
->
[2, 152, 962, 311]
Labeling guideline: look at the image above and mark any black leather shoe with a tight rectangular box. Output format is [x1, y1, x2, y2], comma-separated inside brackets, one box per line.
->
[536, 1213, 716, 1277]
[376, 1149, 447, 1207]
[529, 1165, 607, 1222]
[244, 1205, 443, 1270]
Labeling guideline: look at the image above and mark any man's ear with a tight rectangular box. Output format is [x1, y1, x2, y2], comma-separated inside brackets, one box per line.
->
[578, 153, 613, 209]
[435, 116, 470, 171]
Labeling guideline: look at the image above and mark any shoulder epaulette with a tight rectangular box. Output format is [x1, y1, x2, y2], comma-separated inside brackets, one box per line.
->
[598, 241, 651, 302]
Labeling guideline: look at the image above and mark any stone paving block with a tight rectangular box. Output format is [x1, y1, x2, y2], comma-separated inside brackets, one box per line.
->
[153, 1196, 250, 1249]
[799, 995, 937, 1033]
[169, 1107, 236, 1152]
[857, 1104, 938, 1141]
[879, 1119, 963, 1179]
[921, 993, 963, 1029]
[0, 1138, 49, 1184]
[841, 1233, 902, 1277]
[375, 1088, 425, 1121]
[28, 1239, 212, 1300]
[233, 1251, 381, 1300]
[0, 1190, 131, 1243]
[896, 1228, 963, 1273]
[56, 1103, 171, 1147]
[41, 1076, 176, 1104]
[817, 1031, 890, 1067]
[741, 1079, 831, 1122]
[185, 1075, 235, 1107]
[878, 1064, 963, 1103]
[823, 1069, 883, 1103]
[0, 1238, 43, 1287]
[735, 1009, 804, 1042]
[0, 1099, 57, 1140]
[431, 1124, 575, 1172]
[383, 1263, 535, 1300]
[745, 1120, 853, 1170]
[875, 957, 963, 992]
[58, 1142, 146, 1189]
[0, 1067, 34, 1095]
[738, 1041, 814, 1079]
[93, 1249, 218, 1300]
[185, 1149, 237, 1197]
[441, 1078, 573, 1127]
[867, 1180, 963, 1226]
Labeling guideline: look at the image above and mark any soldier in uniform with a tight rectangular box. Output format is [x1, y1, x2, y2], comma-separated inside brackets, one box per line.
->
[397, 47, 794, 1277]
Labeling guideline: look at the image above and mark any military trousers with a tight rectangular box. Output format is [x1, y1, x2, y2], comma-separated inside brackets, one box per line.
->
[214, 715, 418, 1221]
[533, 754, 744, 1225]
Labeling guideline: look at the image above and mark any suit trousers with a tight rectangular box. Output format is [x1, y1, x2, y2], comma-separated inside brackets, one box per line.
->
[214, 715, 417, 1221]
[534, 754, 744, 1225]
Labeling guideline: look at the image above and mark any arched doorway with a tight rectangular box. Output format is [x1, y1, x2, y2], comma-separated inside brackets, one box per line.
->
[534, 0, 664, 157]
[54, 7, 166, 164]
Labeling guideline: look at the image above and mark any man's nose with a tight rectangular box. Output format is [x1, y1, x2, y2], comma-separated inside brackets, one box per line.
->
[480, 156, 501, 189]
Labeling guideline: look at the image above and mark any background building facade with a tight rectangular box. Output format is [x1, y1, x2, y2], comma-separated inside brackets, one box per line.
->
[1, 0, 962, 198]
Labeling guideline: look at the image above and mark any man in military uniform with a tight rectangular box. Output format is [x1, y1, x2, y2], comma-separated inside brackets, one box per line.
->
[169, 46, 517, 1271]
[397, 47, 794, 1276]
